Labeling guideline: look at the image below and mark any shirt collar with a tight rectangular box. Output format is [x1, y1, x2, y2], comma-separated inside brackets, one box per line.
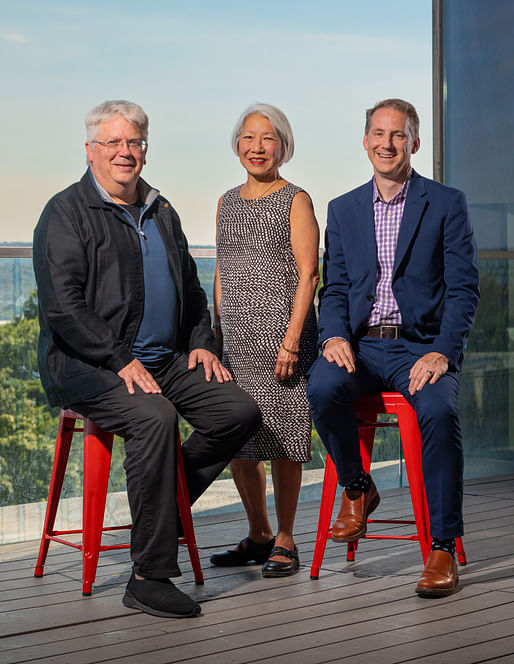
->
[373, 169, 412, 204]
[87, 167, 160, 209]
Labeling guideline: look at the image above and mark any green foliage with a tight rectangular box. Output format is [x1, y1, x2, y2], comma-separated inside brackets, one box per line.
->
[0, 306, 61, 505]
[0, 287, 242, 505]
[0, 288, 103, 505]
[304, 418, 401, 473]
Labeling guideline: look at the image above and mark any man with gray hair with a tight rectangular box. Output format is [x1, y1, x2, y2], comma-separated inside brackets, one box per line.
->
[33, 100, 261, 618]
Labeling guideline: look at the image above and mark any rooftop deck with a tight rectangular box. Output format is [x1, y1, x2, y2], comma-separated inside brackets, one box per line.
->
[2, 475, 514, 664]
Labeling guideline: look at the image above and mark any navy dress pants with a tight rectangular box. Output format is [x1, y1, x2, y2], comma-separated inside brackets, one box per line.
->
[69, 352, 262, 579]
[307, 337, 463, 540]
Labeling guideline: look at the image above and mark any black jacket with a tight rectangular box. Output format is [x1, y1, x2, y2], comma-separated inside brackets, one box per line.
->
[33, 171, 216, 407]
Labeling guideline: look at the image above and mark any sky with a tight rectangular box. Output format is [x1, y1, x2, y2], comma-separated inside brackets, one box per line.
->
[1, 0, 432, 245]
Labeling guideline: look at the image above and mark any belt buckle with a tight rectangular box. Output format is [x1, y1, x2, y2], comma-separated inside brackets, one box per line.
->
[379, 325, 399, 339]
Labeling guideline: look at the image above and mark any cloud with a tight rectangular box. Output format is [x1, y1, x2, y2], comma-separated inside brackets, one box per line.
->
[4, 33, 28, 44]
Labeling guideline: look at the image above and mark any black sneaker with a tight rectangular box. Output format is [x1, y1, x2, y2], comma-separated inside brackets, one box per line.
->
[123, 573, 201, 618]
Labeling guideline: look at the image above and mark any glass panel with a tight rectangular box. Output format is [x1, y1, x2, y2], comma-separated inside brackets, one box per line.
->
[442, 0, 514, 252]
[0, 250, 411, 544]
[0, 257, 55, 509]
[459, 259, 514, 477]
[0, 254, 222, 542]
[442, 0, 514, 478]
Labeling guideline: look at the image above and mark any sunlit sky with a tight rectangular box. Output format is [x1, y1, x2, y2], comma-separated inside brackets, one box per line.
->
[2, 0, 432, 245]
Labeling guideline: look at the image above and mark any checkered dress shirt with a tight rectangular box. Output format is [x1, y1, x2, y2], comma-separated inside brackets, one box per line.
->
[368, 175, 411, 327]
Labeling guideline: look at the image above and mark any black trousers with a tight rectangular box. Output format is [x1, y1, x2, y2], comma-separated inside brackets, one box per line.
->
[69, 353, 261, 579]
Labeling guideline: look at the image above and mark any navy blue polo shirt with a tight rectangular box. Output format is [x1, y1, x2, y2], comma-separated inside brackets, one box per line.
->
[122, 202, 178, 369]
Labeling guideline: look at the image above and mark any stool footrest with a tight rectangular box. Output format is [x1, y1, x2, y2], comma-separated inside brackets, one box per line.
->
[50, 524, 132, 536]
[98, 543, 130, 551]
[45, 535, 82, 550]
[366, 519, 416, 525]
[328, 532, 420, 542]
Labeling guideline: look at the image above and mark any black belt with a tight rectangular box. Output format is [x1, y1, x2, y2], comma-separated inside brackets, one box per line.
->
[364, 325, 400, 339]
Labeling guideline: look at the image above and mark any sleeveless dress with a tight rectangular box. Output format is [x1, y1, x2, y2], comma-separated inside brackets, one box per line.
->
[217, 182, 318, 461]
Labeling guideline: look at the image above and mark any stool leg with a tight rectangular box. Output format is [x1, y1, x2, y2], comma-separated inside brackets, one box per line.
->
[347, 539, 359, 562]
[176, 437, 204, 585]
[397, 403, 431, 563]
[82, 421, 114, 596]
[310, 455, 338, 579]
[34, 412, 75, 577]
[456, 537, 467, 565]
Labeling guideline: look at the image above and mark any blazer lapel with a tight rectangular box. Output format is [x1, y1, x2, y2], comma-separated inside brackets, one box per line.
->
[356, 179, 377, 280]
[393, 171, 428, 277]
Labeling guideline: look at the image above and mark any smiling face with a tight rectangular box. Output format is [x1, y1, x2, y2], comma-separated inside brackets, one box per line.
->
[237, 114, 283, 180]
[85, 114, 147, 203]
[363, 107, 420, 184]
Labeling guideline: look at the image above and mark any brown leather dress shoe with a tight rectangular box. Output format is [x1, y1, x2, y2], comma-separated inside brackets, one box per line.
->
[415, 550, 459, 597]
[331, 479, 380, 542]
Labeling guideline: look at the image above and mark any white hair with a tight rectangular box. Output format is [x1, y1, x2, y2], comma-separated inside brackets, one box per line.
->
[85, 100, 149, 143]
[231, 103, 294, 166]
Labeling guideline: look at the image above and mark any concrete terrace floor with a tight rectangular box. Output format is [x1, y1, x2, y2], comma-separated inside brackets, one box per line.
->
[1, 475, 514, 664]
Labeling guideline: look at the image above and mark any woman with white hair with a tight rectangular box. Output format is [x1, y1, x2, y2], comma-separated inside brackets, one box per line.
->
[211, 103, 319, 577]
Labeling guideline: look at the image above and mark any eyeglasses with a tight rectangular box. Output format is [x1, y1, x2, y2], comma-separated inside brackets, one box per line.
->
[92, 139, 148, 153]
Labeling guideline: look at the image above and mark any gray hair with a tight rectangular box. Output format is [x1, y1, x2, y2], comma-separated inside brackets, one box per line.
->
[365, 98, 420, 142]
[231, 103, 294, 166]
[85, 100, 149, 142]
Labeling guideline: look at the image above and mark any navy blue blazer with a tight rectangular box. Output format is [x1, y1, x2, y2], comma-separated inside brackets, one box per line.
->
[318, 170, 480, 369]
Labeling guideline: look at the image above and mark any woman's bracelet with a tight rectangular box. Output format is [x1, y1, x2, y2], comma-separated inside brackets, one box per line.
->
[281, 342, 299, 355]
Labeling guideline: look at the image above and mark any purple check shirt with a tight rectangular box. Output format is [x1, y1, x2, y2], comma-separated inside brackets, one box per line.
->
[368, 174, 411, 327]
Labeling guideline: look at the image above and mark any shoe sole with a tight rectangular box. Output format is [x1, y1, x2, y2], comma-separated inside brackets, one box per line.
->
[123, 591, 201, 618]
[332, 528, 367, 543]
[415, 585, 457, 597]
[331, 493, 381, 543]
[210, 558, 265, 567]
[262, 566, 300, 578]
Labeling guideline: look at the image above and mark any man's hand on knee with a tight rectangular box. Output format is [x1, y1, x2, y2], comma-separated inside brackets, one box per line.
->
[322, 338, 356, 373]
[117, 359, 162, 395]
[188, 349, 233, 383]
[408, 352, 449, 395]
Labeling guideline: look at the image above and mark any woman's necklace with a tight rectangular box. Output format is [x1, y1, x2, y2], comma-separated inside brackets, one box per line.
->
[241, 177, 283, 206]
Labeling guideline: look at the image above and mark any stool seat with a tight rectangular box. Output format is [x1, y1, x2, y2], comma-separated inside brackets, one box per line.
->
[310, 392, 466, 579]
[34, 409, 204, 595]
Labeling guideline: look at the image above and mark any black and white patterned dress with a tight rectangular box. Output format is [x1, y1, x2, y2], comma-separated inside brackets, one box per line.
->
[217, 182, 318, 461]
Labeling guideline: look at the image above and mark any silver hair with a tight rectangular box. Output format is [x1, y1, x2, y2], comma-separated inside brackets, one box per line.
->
[231, 103, 294, 166]
[85, 100, 149, 143]
[365, 98, 420, 141]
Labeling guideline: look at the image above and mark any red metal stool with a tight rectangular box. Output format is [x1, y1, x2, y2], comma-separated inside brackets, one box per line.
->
[34, 409, 204, 594]
[310, 392, 466, 579]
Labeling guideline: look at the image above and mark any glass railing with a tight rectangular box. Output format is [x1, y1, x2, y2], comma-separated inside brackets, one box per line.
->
[2, 246, 513, 543]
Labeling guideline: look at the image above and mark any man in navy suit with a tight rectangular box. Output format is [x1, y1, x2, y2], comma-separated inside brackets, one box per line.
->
[307, 99, 479, 596]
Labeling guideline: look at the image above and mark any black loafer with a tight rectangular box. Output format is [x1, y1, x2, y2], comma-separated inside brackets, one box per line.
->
[261, 545, 300, 578]
[210, 537, 275, 567]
